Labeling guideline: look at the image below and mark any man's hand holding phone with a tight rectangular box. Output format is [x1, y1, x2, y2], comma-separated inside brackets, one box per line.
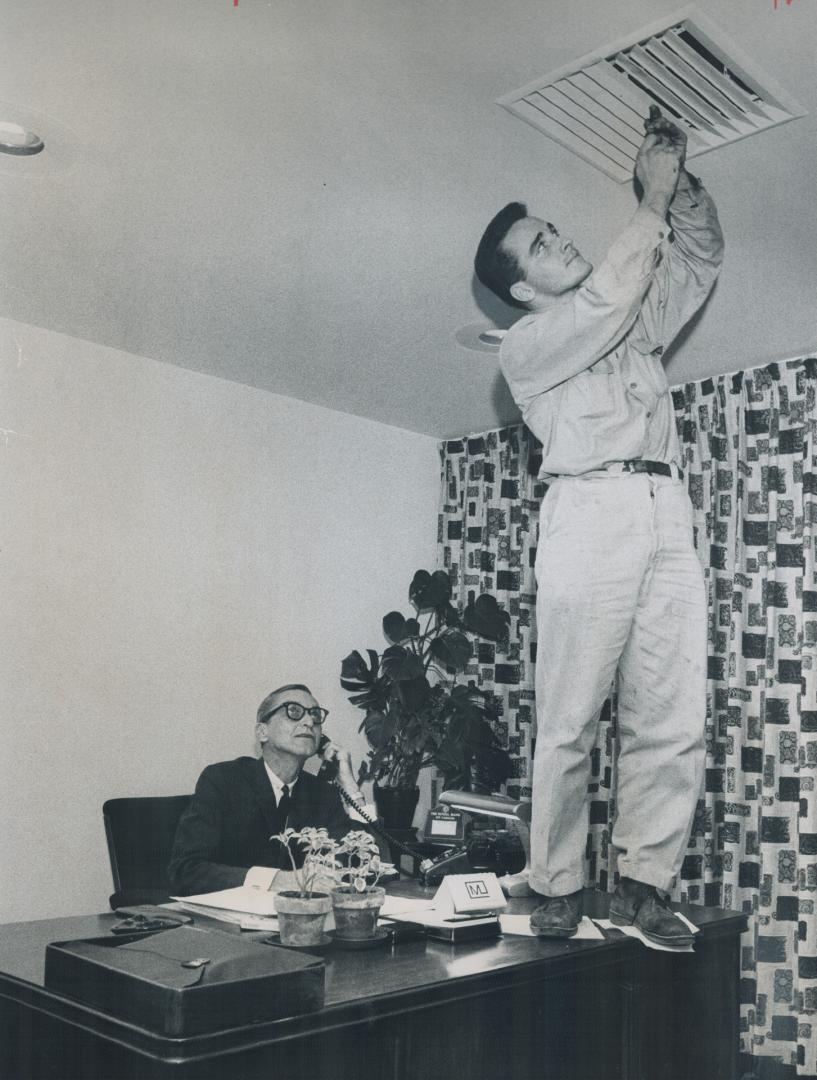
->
[317, 735, 365, 805]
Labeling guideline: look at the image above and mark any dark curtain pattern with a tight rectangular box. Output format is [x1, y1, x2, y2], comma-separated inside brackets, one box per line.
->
[437, 358, 817, 1075]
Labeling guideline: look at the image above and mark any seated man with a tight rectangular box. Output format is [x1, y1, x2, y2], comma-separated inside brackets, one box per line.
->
[168, 683, 378, 895]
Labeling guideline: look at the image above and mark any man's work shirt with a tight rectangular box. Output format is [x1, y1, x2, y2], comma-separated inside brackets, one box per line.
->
[499, 178, 723, 479]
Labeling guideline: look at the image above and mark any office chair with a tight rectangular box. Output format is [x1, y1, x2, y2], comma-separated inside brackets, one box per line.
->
[103, 794, 192, 910]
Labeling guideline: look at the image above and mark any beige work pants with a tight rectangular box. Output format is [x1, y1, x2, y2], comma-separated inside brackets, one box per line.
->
[529, 472, 707, 897]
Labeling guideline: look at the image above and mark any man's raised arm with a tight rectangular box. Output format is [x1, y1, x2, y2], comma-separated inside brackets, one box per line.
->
[639, 108, 724, 346]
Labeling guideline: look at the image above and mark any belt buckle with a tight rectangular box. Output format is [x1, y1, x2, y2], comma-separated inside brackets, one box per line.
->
[623, 459, 647, 474]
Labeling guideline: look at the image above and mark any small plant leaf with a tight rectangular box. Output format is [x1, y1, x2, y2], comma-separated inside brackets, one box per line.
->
[383, 611, 409, 642]
[396, 675, 430, 712]
[409, 569, 452, 611]
[340, 650, 369, 681]
[381, 645, 425, 682]
[360, 709, 397, 749]
[462, 594, 511, 640]
[442, 603, 461, 627]
[429, 629, 472, 671]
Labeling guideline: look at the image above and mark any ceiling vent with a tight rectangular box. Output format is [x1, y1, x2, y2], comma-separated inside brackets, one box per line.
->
[496, 5, 806, 182]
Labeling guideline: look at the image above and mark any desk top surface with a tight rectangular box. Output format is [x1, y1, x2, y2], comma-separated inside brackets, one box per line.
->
[0, 887, 750, 1076]
[0, 884, 748, 1014]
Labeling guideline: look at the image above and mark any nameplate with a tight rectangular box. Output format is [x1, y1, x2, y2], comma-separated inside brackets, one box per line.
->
[433, 873, 507, 915]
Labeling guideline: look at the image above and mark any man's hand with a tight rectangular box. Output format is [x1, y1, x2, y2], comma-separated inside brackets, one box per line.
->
[635, 107, 686, 217]
[644, 104, 688, 160]
[317, 738, 362, 800]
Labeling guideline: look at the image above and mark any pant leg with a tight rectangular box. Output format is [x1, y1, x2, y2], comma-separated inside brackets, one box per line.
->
[530, 476, 653, 896]
[614, 476, 707, 892]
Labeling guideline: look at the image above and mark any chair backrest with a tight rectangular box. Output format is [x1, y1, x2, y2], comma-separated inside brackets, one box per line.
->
[102, 795, 192, 910]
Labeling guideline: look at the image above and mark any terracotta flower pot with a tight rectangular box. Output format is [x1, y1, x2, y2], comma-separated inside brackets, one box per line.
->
[331, 886, 386, 940]
[274, 891, 331, 946]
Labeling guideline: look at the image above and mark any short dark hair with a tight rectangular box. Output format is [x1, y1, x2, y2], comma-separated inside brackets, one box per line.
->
[474, 202, 529, 309]
[257, 684, 312, 724]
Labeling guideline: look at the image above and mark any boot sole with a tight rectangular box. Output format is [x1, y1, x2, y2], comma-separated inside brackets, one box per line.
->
[530, 924, 579, 939]
[609, 911, 694, 948]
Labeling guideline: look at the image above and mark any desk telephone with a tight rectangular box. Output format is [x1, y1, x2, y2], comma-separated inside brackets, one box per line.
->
[313, 743, 501, 885]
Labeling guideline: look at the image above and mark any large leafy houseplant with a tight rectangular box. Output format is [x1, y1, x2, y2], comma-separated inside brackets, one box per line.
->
[340, 569, 514, 793]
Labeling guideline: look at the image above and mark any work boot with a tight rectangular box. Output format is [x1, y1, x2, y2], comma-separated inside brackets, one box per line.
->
[529, 889, 583, 938]
[609, 878, 695, 947]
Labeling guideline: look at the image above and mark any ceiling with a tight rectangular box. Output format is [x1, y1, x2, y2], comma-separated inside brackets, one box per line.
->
[1, 0, 815, 439]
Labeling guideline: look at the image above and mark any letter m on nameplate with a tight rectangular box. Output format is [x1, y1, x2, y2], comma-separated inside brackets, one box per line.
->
[438, 872, 506, 913]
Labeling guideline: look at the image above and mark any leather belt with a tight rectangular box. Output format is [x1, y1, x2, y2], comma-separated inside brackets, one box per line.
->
[619, 459, 679, 479]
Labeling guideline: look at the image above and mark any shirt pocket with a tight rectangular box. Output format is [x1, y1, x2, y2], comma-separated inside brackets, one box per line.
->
[587, 357, 615, 374]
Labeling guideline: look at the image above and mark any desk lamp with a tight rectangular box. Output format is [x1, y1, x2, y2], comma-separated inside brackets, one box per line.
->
[437, 790, 533, 897]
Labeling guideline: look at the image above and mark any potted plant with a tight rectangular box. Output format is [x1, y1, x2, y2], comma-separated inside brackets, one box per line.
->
[271, 826, 337, 946]
[340, 569, 514, 828]
[330, 830, 394, 943]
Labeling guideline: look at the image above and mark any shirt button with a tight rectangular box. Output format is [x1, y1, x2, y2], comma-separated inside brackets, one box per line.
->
[647, 412, 652, 418]
[630, 382, 638, 389]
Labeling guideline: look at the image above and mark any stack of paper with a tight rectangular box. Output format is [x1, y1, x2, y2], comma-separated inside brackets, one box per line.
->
[593, 915, 699, 953]
[170, 886, 280, 931]
[379, 896, 435, 918]
[500, 915, 604, 939]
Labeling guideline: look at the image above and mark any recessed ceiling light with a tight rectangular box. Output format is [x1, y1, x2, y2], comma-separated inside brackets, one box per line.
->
[477, 329, 505, 347]
[0, 121, 44, 156]
[455, 323, 507, 353]
[0, 103, 78, 176]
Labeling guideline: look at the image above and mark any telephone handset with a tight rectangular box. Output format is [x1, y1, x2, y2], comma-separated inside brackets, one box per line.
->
[316, 734, 340, 781]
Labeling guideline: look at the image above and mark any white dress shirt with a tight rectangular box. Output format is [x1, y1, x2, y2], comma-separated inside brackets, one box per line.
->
[244, 763, 375, 888]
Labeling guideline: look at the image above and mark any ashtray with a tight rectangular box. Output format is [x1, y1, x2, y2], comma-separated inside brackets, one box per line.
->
[332, 927, 390, 950]
[110, 915, 190, 936]
[261, 932, 334, 954]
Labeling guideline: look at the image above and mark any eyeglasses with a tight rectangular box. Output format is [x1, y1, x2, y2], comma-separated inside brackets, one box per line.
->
[261, 702, 329, 724]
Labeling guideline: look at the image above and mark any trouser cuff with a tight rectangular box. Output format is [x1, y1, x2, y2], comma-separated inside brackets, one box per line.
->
[616, 862, 675, 894]
[529, 874, 584, 898]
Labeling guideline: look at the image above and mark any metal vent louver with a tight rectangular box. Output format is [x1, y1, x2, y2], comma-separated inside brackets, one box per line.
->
[497, 6, 806, 182]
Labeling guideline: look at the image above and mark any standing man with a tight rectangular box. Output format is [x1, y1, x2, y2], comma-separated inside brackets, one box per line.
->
[473, 110, 723, 945]
[168, 683, 377, 895]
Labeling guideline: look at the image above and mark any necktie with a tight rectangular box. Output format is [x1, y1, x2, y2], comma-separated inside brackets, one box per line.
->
[277, 784, 291, 832]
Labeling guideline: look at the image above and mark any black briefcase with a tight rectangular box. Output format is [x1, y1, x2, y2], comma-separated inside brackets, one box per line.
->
[45, 923, 325, 1036]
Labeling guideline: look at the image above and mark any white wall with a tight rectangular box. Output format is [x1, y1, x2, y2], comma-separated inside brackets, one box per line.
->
[0, 318, 440, 922]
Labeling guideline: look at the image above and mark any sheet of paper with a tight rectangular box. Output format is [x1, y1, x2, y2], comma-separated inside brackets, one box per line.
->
[170, 885, 279, 917]
[500, 914, 604, 940]
[593, 916, 697, 953]
[172, 903, 284, 932]
[238, 914, 280, 931]
[170, 901, 245, 924]
[379, 895, 436, 917]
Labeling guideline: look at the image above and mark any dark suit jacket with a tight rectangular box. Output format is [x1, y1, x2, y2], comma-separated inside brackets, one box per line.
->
[167, 756, 359, 895]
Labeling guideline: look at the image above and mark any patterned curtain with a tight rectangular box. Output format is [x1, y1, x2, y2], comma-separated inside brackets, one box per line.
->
[437, 357, 817, 1076]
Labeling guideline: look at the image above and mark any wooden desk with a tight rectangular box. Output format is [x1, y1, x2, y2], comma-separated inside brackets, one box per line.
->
[0, 888, 746, 1080]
